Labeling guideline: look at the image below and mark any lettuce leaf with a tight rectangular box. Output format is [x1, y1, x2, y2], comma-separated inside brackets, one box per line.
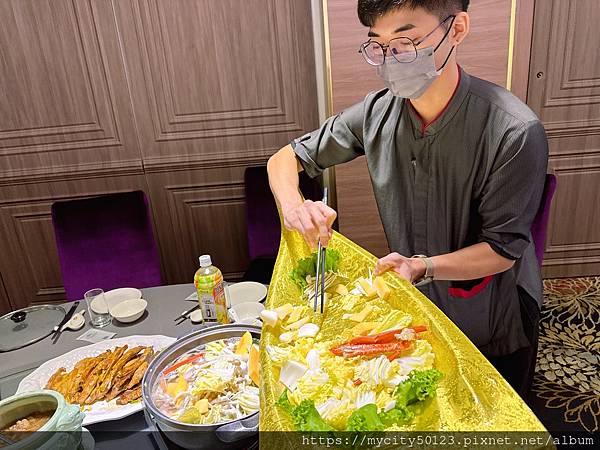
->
[289, 249, 341, 288]
[346, 404, 384, 432]
[277, 360, 443, 432]
[378, 403, 414, 426]
[275, 389, 294, 414]
[277, 390, 334, 432]
[394, 368, 443, 407]
[379, 369, 442, 427]
[291, 399, 335, 432]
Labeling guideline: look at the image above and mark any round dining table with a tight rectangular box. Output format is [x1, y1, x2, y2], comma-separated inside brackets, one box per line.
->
[0, 283, 259, 450]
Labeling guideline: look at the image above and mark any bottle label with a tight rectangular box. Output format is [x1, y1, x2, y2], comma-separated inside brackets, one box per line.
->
[214, 282, 229, 324]
[199, 293, 217, 320]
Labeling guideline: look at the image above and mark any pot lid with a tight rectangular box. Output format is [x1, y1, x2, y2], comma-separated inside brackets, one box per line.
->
[0, 304, 66, 352]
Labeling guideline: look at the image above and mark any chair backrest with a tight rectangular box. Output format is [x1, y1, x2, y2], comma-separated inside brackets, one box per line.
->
[531, 174, 557, 266]
[51, 191, 163, 301]
[244, 166, 321, 261]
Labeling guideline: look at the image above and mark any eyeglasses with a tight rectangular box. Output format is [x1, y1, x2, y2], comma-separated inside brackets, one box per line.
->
[359, 15, 455, 66]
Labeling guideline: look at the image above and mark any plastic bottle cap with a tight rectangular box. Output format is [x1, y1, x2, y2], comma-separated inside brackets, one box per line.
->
[199, 255, 212, 267]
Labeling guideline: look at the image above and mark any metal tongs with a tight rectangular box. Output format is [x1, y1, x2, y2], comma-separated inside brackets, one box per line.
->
[313, 187, 329, 313]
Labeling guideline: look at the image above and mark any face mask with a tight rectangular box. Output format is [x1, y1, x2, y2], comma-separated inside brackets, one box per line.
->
[375, 46, 445, 99]
[374, 18, 456, 99]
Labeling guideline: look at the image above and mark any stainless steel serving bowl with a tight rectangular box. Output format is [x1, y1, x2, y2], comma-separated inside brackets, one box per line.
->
[142, 324, 261, 450]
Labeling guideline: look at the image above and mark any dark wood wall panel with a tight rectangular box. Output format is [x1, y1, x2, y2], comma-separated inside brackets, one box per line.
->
[527, 0, 600, 277]
[0, 0, 143, 184]
[146, 167, 252, 284]
[112, 0, 317, 171]
[0, 0, 319, 314]
[0, 273, 10, 313]
[327, 0, 512, 258]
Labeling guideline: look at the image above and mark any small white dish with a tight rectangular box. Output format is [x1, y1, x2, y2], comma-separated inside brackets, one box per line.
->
[110, 298, 147, 323]
[189, 310, 204, 323]
[230, 301, 264, 322]
[61, 310, 86, 331]
[104, 288, 142, 311]
[226, 282, 267, 306]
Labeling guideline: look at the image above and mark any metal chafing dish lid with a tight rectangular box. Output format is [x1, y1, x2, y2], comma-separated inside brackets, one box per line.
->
[0, 304, 66, 352]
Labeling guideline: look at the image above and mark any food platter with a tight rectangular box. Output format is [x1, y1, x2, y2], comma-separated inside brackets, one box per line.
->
[16, 335, 175, 425]
[260, 244, 442, 432]
[259, 227, 549, 434]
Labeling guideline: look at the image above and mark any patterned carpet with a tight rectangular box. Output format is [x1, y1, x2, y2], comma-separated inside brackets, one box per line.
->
[530, 277, 600, 434]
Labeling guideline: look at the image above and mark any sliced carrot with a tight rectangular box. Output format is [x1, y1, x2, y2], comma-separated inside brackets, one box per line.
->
[163, 352, 205, 375]
[353, 378, 363, 386]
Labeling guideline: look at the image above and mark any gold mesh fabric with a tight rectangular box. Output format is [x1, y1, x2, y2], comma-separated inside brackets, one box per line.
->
[259, 227, 547, 433]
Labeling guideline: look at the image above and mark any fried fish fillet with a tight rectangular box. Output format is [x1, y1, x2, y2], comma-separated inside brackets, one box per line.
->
[67, 358, 97, 402]
[79, 347, 125, 405]
[116, 386, 141, 405]
[86, 346, 130, 404]
[126, 360, 148, 390]
[44, 345, 153, 407]
[89, 346, 143, 403]
[117, 357, 144, 380]
[105, 347, 154, 402]
[45, 367, 66, 391]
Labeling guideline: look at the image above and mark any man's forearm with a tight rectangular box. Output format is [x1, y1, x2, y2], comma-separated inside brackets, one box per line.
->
[267, 145, 304, 210]
[428, 242, 515, 281]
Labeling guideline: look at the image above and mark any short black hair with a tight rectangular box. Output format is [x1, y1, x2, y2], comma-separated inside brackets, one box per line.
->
[357, 0, 469, 27]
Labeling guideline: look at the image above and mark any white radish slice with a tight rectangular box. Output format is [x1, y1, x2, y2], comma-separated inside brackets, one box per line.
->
[297, 323, 320, 338]
[279, 331, 295, 344]
[279, 361, 308, 391]
[260, 309, 279, 327]
[306, 349, 321, 371]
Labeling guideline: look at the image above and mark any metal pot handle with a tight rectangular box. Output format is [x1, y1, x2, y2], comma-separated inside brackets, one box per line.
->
[215, 412, 259, 443]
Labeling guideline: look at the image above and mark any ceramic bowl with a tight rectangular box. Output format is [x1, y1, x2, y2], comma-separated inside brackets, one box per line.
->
[110, 298, 147, 323]
[0, 390, 84, 450]
[230, 302, 264, 323]
[226, 282, 267, 306]
[104, 288, 142, 310]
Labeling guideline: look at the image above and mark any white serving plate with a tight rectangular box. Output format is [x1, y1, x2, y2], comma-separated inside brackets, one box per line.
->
[226, 282, 267, 306]
[16, 335, 176, 426]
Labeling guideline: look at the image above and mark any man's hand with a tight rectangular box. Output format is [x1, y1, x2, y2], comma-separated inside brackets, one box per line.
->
[281, 199, 337, 249]
[375, 252, 426, 283]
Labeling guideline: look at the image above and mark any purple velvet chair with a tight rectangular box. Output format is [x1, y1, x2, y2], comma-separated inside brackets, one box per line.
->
[51, 191, 163, 301]
[531, 173, 557, 266]
[242, 166, 321, 283]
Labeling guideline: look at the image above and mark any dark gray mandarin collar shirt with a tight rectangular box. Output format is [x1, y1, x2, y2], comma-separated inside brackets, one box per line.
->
[292, 68, 549, 356]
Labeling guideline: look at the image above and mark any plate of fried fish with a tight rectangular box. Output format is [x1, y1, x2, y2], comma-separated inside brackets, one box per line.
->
[16, 335, 175, 425]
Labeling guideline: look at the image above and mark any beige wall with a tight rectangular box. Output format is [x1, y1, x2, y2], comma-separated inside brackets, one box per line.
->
[327, 0, 513, 257]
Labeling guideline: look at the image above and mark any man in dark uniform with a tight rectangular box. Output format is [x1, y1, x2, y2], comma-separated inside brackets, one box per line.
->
[267, 0, 548, 398]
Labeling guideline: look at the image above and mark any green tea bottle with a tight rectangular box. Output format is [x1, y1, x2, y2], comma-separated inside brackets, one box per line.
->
[194, 255, 229, 323]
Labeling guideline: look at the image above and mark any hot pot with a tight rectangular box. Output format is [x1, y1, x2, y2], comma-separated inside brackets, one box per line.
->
[142, 324, 261, 450]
